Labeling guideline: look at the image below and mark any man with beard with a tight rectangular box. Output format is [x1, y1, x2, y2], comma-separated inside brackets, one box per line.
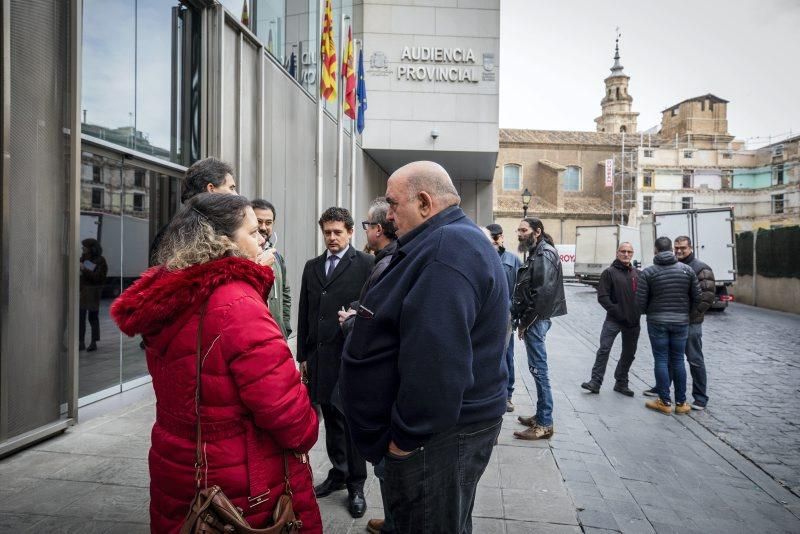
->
[487, 223, 522, 412]
[512, 217, 567, 440]
[581, 242, 641, 396]
[252, 199, 291, 339]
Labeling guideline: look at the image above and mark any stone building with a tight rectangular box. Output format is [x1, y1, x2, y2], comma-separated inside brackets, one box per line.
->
[493, 41, 637, 245]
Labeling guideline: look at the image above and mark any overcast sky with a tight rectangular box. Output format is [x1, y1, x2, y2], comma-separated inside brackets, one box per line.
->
[499, 0, 800, 148]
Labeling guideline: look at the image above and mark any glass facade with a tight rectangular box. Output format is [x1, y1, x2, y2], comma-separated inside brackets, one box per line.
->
[78, 150, 183, 400]
[81, 0, 200, 165]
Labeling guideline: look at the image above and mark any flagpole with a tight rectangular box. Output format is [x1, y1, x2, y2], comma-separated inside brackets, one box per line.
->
[315, 0, 325, 254]
[336, 15, 349, 207]
[350, 39, 359, 221]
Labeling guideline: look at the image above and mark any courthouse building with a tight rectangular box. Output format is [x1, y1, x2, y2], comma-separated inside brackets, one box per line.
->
[0, 0, 499, 455]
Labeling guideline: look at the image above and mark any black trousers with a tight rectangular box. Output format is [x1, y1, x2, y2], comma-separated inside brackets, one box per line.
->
[590, 319, 640, 386]
[383, 417, 502, 534]
[320, 402, 367, 491]
[79, 308, 100, 345]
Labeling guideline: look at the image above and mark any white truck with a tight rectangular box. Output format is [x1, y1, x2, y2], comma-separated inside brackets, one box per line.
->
[574, 225, 642, 286]
[650, 207, 736, 309]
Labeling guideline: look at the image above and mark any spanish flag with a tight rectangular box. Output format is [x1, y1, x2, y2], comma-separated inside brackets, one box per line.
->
[320, 0, 337, 102]
[342, 26, 356, 120]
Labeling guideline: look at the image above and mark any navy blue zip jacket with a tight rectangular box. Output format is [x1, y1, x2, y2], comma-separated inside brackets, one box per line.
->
[340, 206, 510, 463]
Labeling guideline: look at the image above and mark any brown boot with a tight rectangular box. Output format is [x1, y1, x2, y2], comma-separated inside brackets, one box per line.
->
[366, 518, 384, 534]
[513, 424, 554, 440]
[517, 415, 538, 427]
[645, 398, 672, 415]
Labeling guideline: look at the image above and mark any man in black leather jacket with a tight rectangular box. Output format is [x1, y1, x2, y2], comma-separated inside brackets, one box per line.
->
[581, 242, 641, 397]
[674, 236, 715, 410]
[511, 218, 567, 440]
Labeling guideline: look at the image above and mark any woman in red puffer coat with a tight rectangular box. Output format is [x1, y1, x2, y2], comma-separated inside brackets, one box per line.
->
[111, 193, 321, 534]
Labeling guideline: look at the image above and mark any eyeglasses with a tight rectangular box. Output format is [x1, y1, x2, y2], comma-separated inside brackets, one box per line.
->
[361, 221, 379, 230]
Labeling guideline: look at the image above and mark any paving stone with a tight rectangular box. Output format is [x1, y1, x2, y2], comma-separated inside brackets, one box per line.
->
[505, 520, 583, 533]
[578, 509, 620, 530]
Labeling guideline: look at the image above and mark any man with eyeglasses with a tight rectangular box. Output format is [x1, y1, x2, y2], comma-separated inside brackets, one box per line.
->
[486, 223, 522, 412]
[581, 242, 641, 397]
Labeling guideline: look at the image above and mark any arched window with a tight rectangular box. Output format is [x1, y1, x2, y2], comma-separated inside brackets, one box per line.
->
[503, 164, 521, 190]
[563, 166, 582, 191]
[615, 87, 620, 100]
[620, 125, 627, 133]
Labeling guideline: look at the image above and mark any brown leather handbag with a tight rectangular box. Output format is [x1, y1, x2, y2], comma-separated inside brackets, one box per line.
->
[180, 307, 303, 534]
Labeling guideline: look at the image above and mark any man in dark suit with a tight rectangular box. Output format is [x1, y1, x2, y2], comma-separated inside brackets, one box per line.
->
[297, 206, 373, 518]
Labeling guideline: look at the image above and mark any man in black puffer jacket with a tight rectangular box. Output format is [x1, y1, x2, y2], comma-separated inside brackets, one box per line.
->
[636, 236, 701, 415]
[674, 236, 715, 410]
[581, 242, 641, 397]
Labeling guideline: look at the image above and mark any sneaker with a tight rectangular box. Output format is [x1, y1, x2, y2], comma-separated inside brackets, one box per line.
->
[366, 518, 384, 534]
[514, 424, 554, 440]
[645, 398, 672, 415]
[674, 402, 691, 415]
[517, 415, 538, 427]
[506, 399, 515, 412]
[643, 387, 659, 398]
[613, 384, 634, 397]
[690, 402, 706, 411]
[581, 381, 600, 394]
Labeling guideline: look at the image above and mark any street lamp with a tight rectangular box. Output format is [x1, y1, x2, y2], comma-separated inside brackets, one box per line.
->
[521, 188, 532, 218]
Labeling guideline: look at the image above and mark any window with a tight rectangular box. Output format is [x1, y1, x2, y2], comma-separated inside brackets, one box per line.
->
[619, 125, 627, 133]
[772, 194, 785, 214]
[615, 87, 620, 100]
[701, 100, 705, 111]
[683, 150, 694, 159]
[682, 171, 693, 189]
[643, 195, 653, 214]
[92, 165, 101, 183]
[563, 166, 582, 191]
[671, 108, 677, 117]
[643, 170, 653, 188]
[134, 169, 145, 187]
[775, 165, 784, 185]
[682, 197, 693, 210]
[722, 151, 732, 159]
[133, 193, 145, 212]
[91, 188, 104, 208]
[503, 164, 521, 190]
[643, 149, 654, 158]
[773, 145, 784, 157]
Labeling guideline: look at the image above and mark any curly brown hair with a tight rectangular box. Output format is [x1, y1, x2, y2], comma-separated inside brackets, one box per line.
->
[156, 193, 252, 270]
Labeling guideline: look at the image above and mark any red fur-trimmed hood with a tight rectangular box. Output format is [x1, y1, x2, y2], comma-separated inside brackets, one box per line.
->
[111, 256, 274, 337]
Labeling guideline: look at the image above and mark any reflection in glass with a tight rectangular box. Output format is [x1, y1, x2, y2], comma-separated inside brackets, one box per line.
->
[81, 1, 198, 165]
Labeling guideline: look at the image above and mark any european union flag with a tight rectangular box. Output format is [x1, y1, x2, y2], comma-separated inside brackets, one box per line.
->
[356, 49, 367, 134]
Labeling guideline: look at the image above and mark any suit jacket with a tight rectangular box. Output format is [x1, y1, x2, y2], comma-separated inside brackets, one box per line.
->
[297, 246, 373, 403]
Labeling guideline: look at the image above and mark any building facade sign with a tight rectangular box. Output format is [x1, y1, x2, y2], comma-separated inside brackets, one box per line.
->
[395, 45, 484, 83]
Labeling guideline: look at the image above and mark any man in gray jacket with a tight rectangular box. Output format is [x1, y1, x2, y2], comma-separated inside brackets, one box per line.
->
[636, 236, 701, 415]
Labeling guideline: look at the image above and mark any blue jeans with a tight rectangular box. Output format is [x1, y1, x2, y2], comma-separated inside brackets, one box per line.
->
[505, 331, 515, 399]
[647, 321, 689, 404]
[524, 319, 553, 427]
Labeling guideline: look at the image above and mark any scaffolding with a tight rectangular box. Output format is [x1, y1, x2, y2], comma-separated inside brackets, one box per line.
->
[611, 132, 638, 225]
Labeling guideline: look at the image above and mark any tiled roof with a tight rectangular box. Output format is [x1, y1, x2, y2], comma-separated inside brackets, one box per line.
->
[661, 93, 729, 113]
[500, 129, 626, 146]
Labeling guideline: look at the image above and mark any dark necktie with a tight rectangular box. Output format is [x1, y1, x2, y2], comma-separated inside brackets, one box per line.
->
[326, 255, 338, 278]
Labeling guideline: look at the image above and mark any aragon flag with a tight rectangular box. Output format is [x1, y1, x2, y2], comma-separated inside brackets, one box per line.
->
[342, 27, 356, 120]
[319, 0, 337, 102]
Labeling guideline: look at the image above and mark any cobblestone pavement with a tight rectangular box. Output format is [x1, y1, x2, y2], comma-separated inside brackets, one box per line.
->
[0, 283, 798, 532]
[563, 282, 800, 497]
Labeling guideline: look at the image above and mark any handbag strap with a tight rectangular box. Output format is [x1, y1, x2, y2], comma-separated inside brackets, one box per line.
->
[194, 304, 208, 490]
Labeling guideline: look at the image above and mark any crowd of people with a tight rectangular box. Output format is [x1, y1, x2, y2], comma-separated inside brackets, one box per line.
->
[110, 156, 711, 533]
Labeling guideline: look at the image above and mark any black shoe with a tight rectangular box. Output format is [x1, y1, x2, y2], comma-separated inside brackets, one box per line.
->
[613, 384, 634, 397]
[313, 478, 346, 498]
[79, 342, 86, 351]
[86, 342, 97, 352]
[348, 490, 367, 518]
[643, 387, 659, 398]
[581, 381, 600, 394]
